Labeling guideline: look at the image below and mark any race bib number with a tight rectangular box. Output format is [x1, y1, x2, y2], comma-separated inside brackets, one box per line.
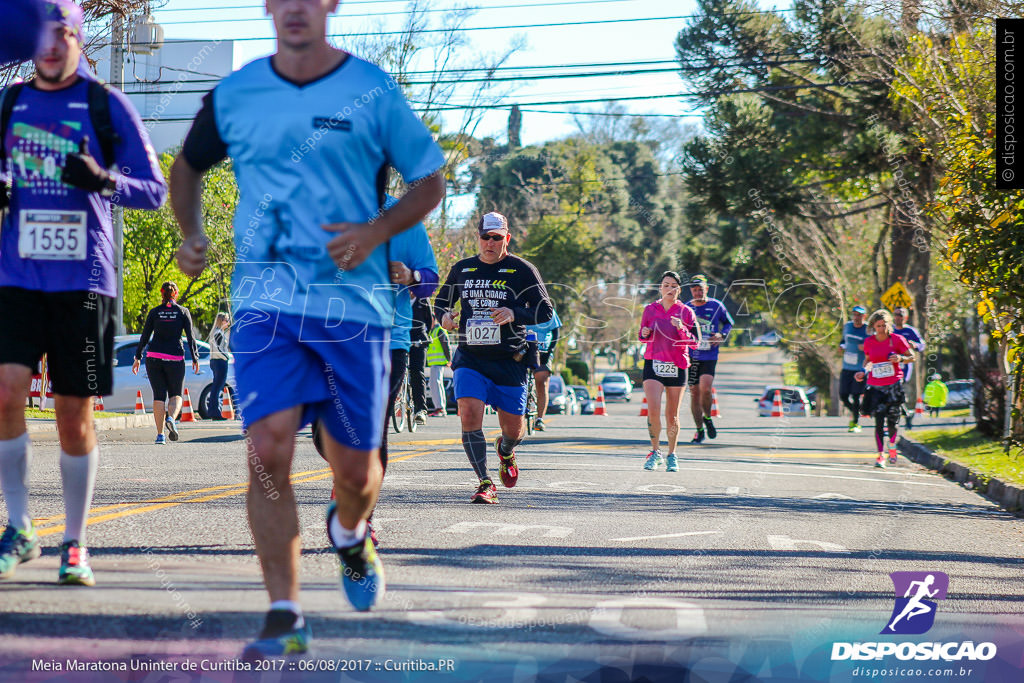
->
[466, 318, 500, 346]
[843, 351, 859, 366]
[18, 210, 87, 261]
[697, 339, 711, 351]
[653, 361, 678, 378]
[871, 363, 895, 379]
[697, 322, 712, 350]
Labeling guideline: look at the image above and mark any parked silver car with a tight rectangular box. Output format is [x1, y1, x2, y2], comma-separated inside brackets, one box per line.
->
[600, 372, 633, 401]
[107, 334, 235, 417]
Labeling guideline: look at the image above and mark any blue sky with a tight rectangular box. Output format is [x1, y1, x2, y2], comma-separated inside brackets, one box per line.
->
[149, 0, 783, 145]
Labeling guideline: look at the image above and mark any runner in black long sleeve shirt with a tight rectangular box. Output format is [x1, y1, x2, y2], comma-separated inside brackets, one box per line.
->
[433, 212, 553, 505]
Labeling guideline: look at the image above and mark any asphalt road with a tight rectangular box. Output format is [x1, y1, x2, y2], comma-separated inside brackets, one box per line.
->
[2, 349, 1022, 682]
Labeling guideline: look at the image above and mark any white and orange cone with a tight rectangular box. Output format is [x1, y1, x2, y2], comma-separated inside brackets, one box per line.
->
[93, 395, 104, 412]
[594, 386, 607, 416]
[770, 389, 784, 418]
[914, 396, 925, 417]
[180, 388, 197, 422]
[134, 389, 146, 415]
[220, 386, 234, 420]
[710, 388, 722, 418]
[639, 395, 648, 417]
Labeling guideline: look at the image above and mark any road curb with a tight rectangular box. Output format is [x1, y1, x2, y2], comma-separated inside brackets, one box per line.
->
[898, 436, 1024, 516]
[27, 414, 153, 434]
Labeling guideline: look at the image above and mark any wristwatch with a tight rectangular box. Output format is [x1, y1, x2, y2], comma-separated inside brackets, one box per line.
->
[412, 269, 422, 284]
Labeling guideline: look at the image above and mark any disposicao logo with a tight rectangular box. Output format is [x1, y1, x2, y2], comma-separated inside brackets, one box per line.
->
[831, 571, 997, 663]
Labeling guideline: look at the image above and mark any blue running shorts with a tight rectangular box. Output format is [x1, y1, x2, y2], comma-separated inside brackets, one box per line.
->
[231, 313, 388, 450]
[453, 367, 528, 416]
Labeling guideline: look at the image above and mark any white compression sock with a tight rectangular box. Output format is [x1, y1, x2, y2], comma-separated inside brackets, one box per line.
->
[328, 508, 367, 549]
[60, 447, 98, 544]
[0, 433, 31, 530]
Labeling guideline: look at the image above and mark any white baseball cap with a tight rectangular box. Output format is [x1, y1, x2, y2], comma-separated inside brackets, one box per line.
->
[478, 212, 509, 235]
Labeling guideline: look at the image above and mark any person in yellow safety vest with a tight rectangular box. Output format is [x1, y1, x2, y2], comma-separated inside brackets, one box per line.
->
[425, 319, 452, 416]
[923, 373, 948, 418]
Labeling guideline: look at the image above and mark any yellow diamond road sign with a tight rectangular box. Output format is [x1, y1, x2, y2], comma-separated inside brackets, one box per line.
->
[881, 282, 913, 310]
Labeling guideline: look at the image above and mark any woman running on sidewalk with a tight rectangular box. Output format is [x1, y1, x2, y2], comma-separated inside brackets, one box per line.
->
[637, 272, 700, 472]
[855, 309, 915, 468]
[133, 282, 199, 444]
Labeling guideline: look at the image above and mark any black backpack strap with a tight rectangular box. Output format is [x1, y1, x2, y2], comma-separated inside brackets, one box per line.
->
[0, 82, 27, 168]
[87, 80, 119, 169]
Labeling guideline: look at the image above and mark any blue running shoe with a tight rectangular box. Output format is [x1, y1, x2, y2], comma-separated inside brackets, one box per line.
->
[155, 434, 166, 445]
[0, 524, 41, 579]
[241, 610, 311, 660]
[665, 453, 679, 472]
[643, 449, 662, 470]
[327, 502, 385, 611]
[165, 416, 179, 441]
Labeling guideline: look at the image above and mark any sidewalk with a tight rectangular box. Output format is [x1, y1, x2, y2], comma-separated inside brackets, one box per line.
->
[27, 413, 153, 435]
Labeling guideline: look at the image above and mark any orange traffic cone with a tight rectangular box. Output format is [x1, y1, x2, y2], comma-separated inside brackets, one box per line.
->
[220, 386, 234, 420]
[639, 395, 648, 417]
[134, 389, 146, 415]
[770, 389, 784, 418]
[915, 396, 925, 417]
[710, 388, 722, 418]
[594, 386, 607, 416]
[180, 388, 198, 422]
[93, 395, 104, 412]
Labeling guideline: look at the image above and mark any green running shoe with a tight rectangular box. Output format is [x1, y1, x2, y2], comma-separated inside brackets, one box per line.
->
[242, 610, 311, 660]
[58, 540, 95, 586]
[0, 524, 41, 579]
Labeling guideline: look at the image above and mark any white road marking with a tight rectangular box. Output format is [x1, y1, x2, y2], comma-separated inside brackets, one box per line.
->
[766, 534, 850, 553]
[442, 521, 574, 538]
[589, 598, 708, 639]
[725, 487, 741, 495]
[813, 492, 855, 500]
[611, 530, 720, 542]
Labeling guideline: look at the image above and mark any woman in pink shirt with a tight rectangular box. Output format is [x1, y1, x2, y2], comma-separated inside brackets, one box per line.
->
[854, 309, 915, 468]
[637, 272, 700, 472]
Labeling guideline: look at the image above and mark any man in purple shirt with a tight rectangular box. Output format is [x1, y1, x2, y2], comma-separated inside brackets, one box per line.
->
[0, 1, 166, 587]
[686, 274, 734, 444]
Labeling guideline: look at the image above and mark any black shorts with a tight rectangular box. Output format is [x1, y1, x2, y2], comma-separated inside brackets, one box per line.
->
[839, 368, 866, 396]
[0, 287, 115, 397]
[145, 357, 186, 402]
[862, 384, 905, 419]
[643, 358, 686, 387]
[687, 358, 718, 386]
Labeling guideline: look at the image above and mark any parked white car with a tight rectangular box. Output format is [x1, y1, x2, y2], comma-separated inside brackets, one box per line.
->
[107, 334, 235, 417]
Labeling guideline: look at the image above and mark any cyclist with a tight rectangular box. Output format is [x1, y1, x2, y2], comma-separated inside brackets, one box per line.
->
[892, 306, 925, 428]
[839, 305, 868, 433]
[855, 309, 915, 468]
[638, 272, 699, 471]
[0, 0, 166, 587]
[434, 212, 553, 505]
[133, 282, 200, 444]
[526, 309, 562, 432]
[686, 274, 733, 444]
[205, 312, 231, 419]
[408, 298, 432, 424]
[425, 316, 452, 416]
[171, 0, 445, 659]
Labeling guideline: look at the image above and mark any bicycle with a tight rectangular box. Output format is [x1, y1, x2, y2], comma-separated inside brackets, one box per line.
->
[390, 369, 417, 434]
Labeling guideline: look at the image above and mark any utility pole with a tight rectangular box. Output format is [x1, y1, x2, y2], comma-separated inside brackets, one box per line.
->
[109, 14, 126, 335]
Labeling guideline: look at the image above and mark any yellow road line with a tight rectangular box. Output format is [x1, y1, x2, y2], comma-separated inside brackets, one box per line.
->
[394, 428, 501, 447]
[35, 452, 436, 538]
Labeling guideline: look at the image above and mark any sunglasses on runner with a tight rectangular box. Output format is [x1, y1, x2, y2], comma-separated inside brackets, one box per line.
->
[479, 233, 505, 241]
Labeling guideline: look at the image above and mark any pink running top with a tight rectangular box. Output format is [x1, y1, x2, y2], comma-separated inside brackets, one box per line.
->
[638, 299, 698, 369]
[863, 333, 912, 387]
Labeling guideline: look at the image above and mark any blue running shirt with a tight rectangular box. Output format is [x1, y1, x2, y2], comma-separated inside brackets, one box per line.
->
[181, 55, 445, 328]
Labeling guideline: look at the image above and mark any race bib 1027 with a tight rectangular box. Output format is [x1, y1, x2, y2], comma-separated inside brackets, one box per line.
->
[466, 317, 500, 345]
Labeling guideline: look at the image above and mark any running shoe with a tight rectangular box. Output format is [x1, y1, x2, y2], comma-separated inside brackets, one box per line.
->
[471, 479, 498, 504]
[665, 453, 679, 472]
[58, 540, 95, 586]
[328, 502, 385, 612]
[427, 409, 445, 417]
[888, 446, 899, 465]
[534, 418, 546, 432]
[165, 416, 179, 441]
[495, 437, 519, 488]
[643, 449, 662, 470]
[367, 518, 379, 548]
[847, 420, 857, 433]
[0, 524, 41, 579]
[875, 453, 886, 469]
[703, 416, 717, 439]
[690, 429, 705, 445]
[154, 434, 166, 445]
[853, 423, 862, 433]
[415, 411, 428, 425]
[241, 609, 311, 660]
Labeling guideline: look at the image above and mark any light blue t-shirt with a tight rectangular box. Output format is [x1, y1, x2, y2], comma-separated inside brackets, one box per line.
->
[214, 56, 445, 328]
[840, 321, 868, 371]
[527, 309, 562, 352]
[389, 220, 438, 351]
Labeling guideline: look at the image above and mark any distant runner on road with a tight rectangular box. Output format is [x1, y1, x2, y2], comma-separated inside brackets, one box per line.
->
[434, 212, 553, 505]
[685, 274, 733, 444]
[855, 310, 915, 468]
[839, 305, 868, 433]
[638, 272, 699, 472]
[892, 306, 925, 429]
[525, 308, 562, 432]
